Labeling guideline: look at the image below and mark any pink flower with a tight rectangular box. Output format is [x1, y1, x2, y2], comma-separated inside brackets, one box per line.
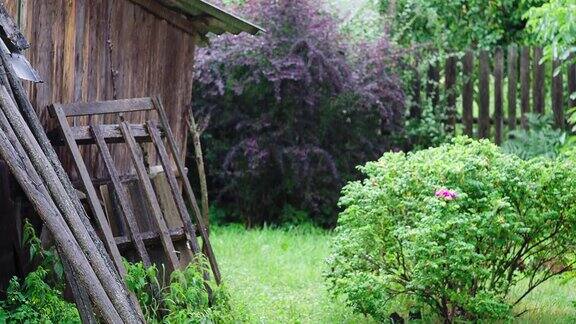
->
[435, 188, 458, 201]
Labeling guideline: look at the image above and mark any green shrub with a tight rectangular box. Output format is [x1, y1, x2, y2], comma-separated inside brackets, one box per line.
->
[0, 221, 79, 323]
[326, 137, 576, 322]
[124, 261, 246, 323]
[0, 267, 80, 323]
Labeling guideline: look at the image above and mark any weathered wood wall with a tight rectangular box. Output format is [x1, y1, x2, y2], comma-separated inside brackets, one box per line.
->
[3, 0, 195, 178]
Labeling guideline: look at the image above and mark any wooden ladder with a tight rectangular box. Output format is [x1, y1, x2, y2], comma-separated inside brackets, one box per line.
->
[49, 97, 221, 284]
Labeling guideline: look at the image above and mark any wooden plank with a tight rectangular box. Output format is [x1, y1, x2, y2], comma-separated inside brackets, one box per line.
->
[92, 125, 152, 266]
[51, 104, 127, 277]
[532, 47, 545, 114]
[568, 55, 576, 109]
[462, 51, 474, 136]
[115, 227, 186, 248]
[153, 97, 221, 284]
[552, 59, 564, 129]
[444, 55, 457, 134]
[494, 48, 504, 145]
[53, 97, 155, 117]
[507, 46, 518, 131]
[520, 47, 531, 129]
[120, 121, 180, 272]
[478, 51, 490, 139]
[51, 123, 153, 145]
[409, 67, 422, 119]
[147, 121, 201, 256]
[100, 184, 127, 236]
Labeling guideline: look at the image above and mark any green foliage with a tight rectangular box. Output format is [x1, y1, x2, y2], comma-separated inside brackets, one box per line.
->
[502, 113, 566, 160]
[0, 268, 80, 324]
[124, 260, 244, 323]
[380, 0, 546, 50]
[326, 137, 576, 322]
[525, 0, 576, 65]
[0, 221, 79, 323]
[405, 98, 452, 150]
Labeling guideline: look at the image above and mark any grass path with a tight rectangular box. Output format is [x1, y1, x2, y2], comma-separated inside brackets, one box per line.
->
[212, 225, 576, 323]
[211, 225, 370, 323]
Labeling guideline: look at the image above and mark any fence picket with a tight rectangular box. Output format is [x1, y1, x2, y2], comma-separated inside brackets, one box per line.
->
[507, 46, 518, 131]
[494, 49, 504, 144]
[520, 47, 531, 129]
[552, 59, 564, 128]
[410, 67, 422, 119]
[478, 51, 490, 139]
[427, 63, 440, 108]
[533, 47, 545, 114]
[568, 55, 576, 109]
[444, 56, 457, 134]
[462, 51, 474, 136]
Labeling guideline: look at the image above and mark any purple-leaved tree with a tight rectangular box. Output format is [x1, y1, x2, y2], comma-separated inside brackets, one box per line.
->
[192, 0, 405, 227]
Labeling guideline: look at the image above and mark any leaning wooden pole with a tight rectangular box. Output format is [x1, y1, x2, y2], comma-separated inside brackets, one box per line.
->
[187, 109, 210, 227]
[0, 106, 122, 323]
[0, 51, 118, 273]
[0, 85, 142, 323]
[0, 63, 97, 323]
[0, 48, 120, 274]
[0, 48, 143, 321]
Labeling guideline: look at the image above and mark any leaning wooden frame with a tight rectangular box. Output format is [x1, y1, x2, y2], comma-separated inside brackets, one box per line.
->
[49, 97, 221, 285]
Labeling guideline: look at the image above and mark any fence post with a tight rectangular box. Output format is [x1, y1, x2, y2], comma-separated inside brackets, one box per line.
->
[568, 54, 576, 109]
[462, 51, 474, 136]
[444, 55, 457, 134]
[507, 46, 518, 131]
[410, 67, 422, 119]
[478, 51, 490, 139]
[494, 49, 504, 145]
[532, 47, 545, 114]
[520, 47, 531, 129]
[552, 59, 564, 129]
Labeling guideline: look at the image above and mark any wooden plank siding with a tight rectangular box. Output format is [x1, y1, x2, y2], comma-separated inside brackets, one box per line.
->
[2, 0, 195, 179]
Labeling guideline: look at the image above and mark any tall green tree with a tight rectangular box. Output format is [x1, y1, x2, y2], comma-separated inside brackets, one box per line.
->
[380, 0, 546, 51]
[525, 0, 576, 62]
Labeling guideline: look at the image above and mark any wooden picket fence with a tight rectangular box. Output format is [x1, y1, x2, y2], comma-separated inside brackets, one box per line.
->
[410, 46, 576, 144]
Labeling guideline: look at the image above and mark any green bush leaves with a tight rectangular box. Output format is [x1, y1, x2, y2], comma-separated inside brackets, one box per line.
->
[326, 137, 576, 322]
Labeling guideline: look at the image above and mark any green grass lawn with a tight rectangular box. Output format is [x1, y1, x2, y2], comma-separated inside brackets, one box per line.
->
[211, 225, 576, 323]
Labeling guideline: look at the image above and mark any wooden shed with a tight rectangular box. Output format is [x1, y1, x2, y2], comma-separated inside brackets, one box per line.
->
[0, 0, 261, 295]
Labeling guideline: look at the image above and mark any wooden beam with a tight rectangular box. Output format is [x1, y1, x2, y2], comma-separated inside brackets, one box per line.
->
[92, 125, 152, 266]
[50, 97, 155, 117]
[153, 97, 221, 284]
[115, 227, 186, 249]
[120, 121, 180, 272]
[51, 105, 128, 277]
[147, 120, 202, 258]
[51, 124, 153, 145]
